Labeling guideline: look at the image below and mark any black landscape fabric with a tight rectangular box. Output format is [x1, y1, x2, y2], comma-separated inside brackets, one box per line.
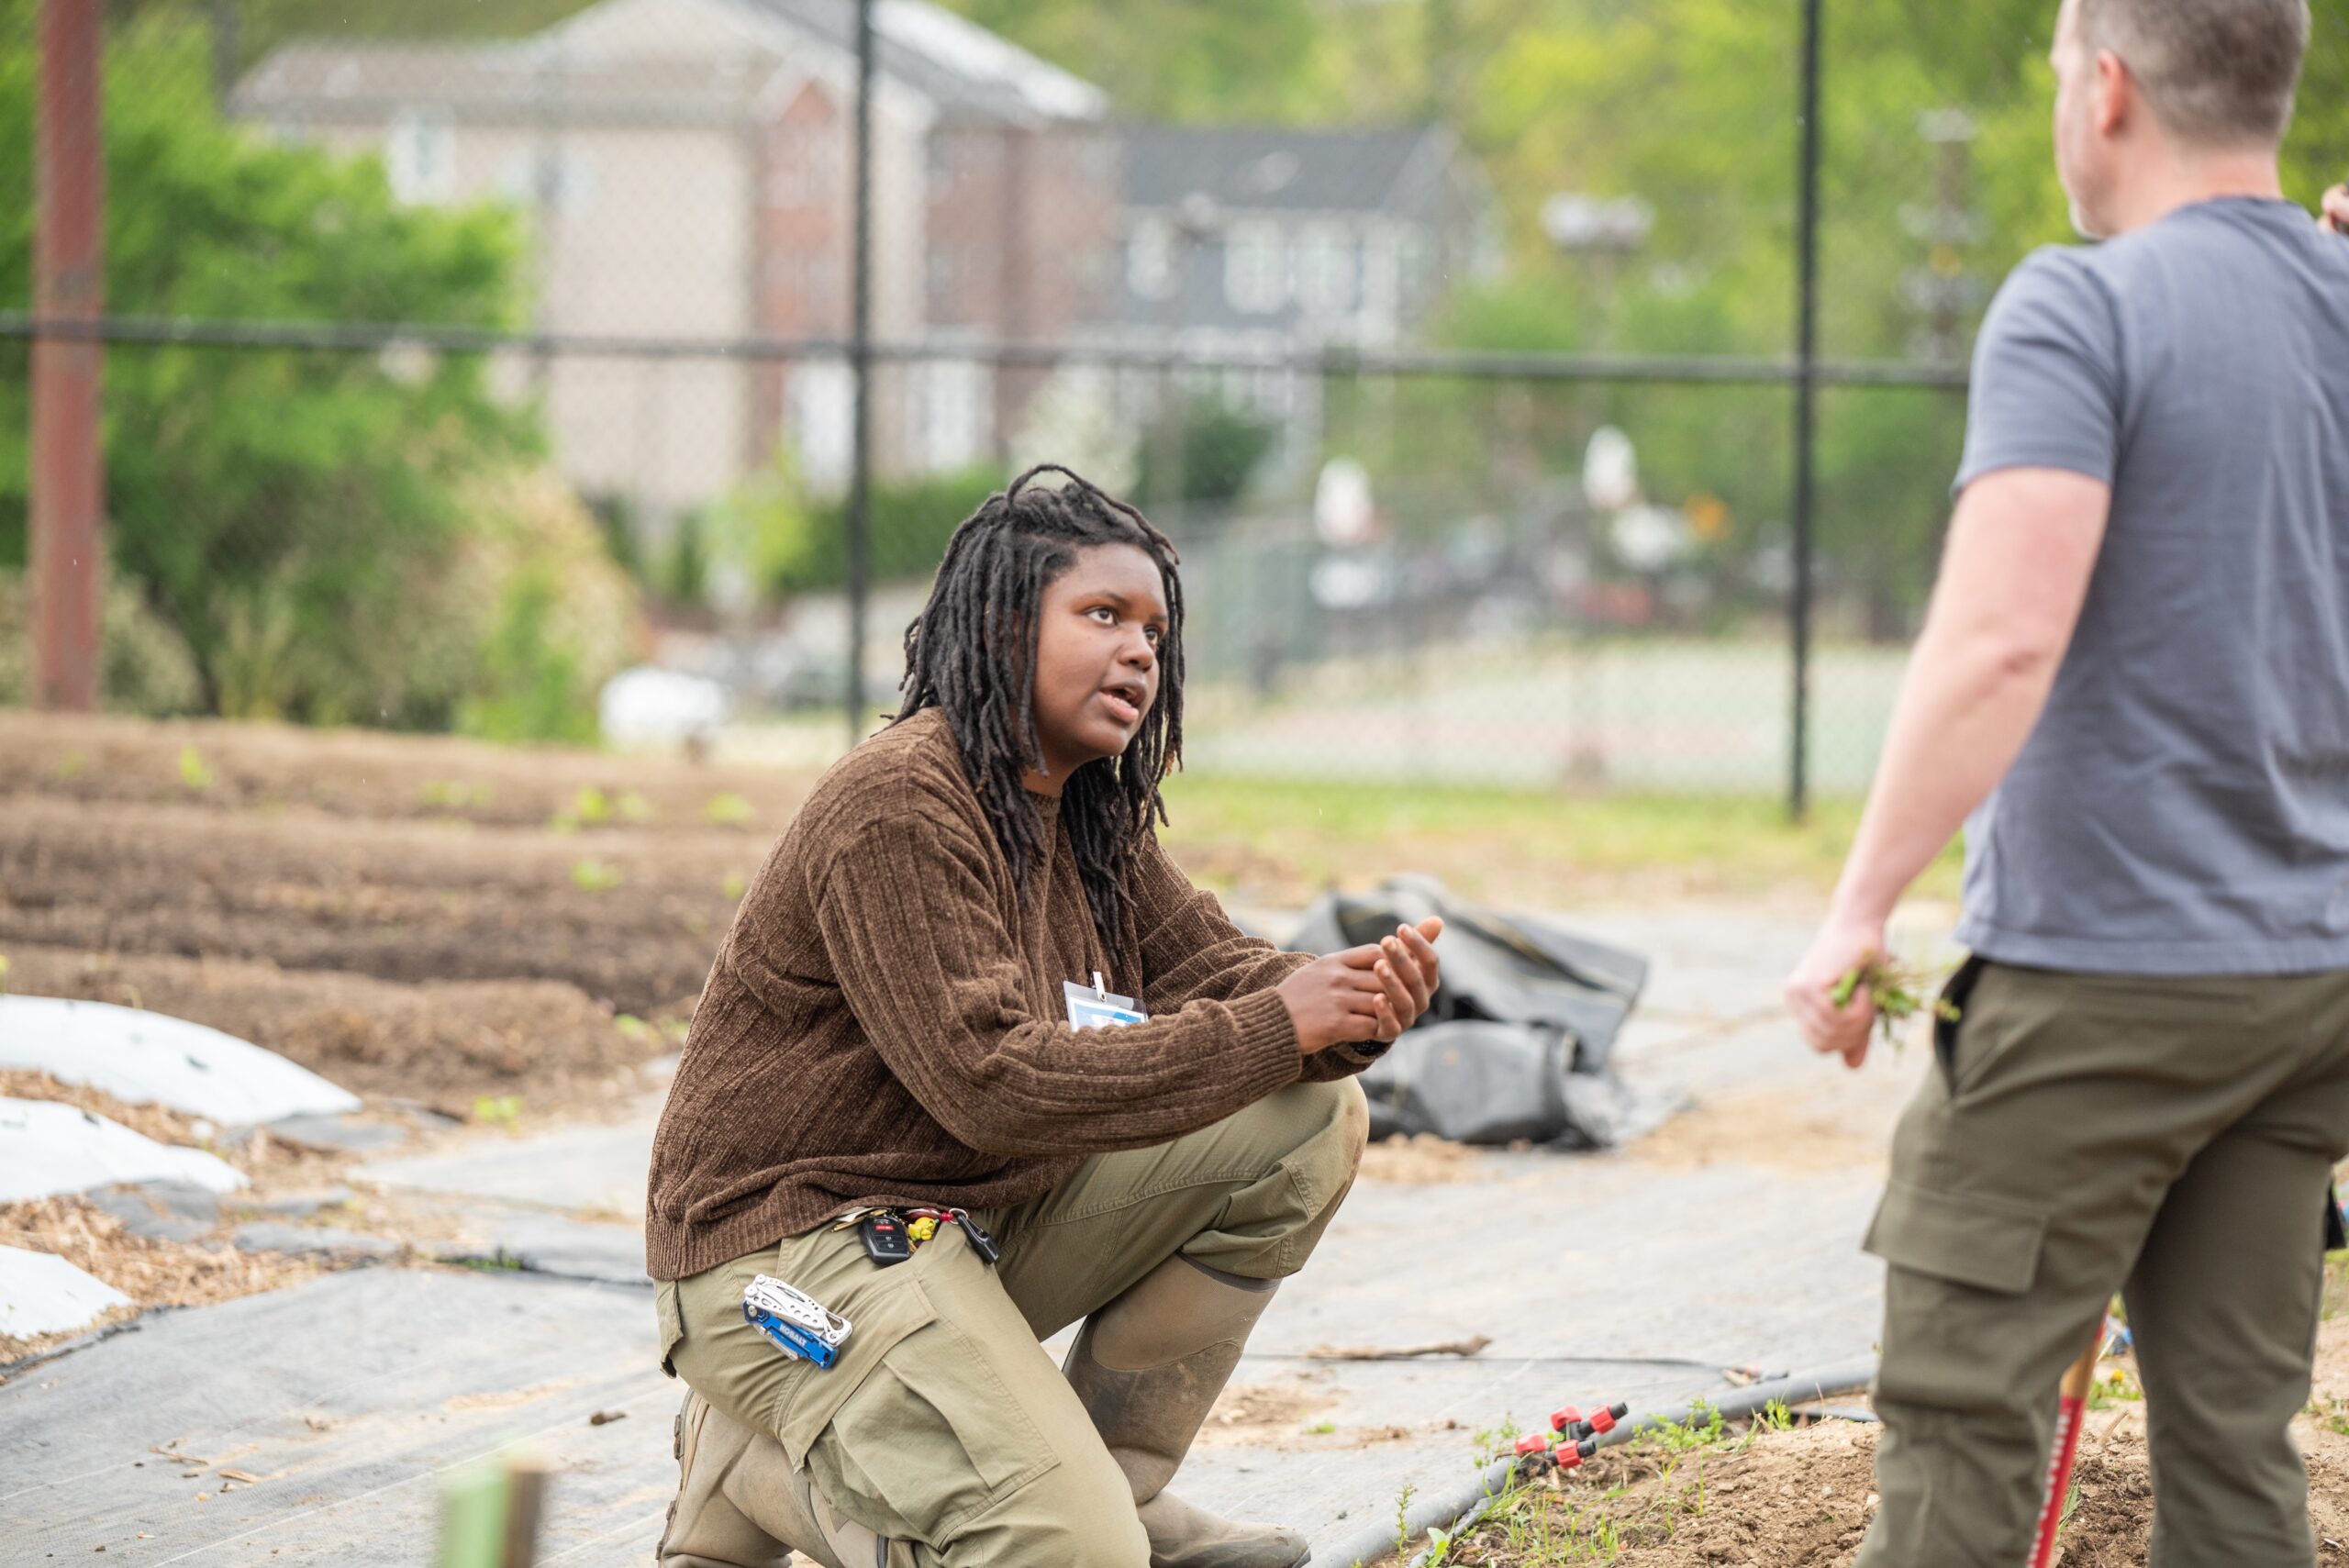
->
[1286, 876, 1665, 1150]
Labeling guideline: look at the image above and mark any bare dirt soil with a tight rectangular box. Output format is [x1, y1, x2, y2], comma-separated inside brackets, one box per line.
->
[0, 713, 805, 1104]
[1453, 1320, 2349, 1566]
[0, 714, 822, 1360]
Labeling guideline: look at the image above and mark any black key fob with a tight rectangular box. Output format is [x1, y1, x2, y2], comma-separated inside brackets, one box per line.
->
[859, 1210, 912, 1266]
[956, 1211, 1001, 1266]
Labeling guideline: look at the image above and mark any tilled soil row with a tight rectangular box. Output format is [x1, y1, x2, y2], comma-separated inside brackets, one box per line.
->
[0, 711, 810, 835]
[0, 795, 754, 1016]
[1, 947, 686, 1117]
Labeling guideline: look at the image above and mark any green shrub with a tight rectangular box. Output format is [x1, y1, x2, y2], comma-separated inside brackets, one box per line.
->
[1136, 397, 1277, 509]
[448, 469, 640, 743]
[0, 6, 541, 726]
[0, 569, 204, 717]
[720, 463, 1007, 597]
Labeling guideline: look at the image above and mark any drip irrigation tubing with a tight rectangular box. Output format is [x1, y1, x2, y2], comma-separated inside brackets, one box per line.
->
[1319, 1354, 1881, 1568]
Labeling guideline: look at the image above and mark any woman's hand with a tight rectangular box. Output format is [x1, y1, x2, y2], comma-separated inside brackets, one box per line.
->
[2325, 183, 2349, 235]
[1279, 917, 1445, 1054]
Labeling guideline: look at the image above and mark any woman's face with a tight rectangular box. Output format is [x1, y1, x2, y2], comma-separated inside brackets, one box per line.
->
[1026, 542, 1167, 789]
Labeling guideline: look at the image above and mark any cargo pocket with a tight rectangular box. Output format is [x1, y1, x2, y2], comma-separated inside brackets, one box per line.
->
[809, 1314, 1059, 1540]
[770, 1276, 939, 1473]
[655, 1281, 685, 1378]
[1864, 1178, 2046, 1296]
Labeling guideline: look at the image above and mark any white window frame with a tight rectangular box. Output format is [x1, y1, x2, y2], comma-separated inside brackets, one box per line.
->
[386, 108, 455, 206]
[1295, 221, 1355, 317]
[1223, 220, 1286, 315]
[499, 149, 598, 217]
[1128, 214, 1177, 302]
[788, 358, 855, 495]
[913, 358, 990, 473]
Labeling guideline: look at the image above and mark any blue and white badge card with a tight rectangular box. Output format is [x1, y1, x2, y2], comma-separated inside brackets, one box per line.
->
[1064, 978, 1147, 1030]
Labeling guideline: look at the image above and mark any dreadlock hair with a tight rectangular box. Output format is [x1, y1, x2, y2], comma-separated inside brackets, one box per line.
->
[891, 463, 1186, 958]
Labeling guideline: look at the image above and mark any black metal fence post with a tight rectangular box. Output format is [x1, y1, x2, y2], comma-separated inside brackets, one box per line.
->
[846, 0, 875, 745]
[1789, 0, 1823, 820]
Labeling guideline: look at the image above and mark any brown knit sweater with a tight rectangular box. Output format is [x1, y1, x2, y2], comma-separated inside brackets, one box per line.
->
[645, 709, 1375, 1282]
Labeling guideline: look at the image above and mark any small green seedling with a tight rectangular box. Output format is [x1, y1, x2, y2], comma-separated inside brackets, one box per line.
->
[705, 792, 755, 826]
[473, 1095, 524, 1130]
[1831, 954, 1961, 1044]
[178, 745, 213, 793]
[420, 780, 493, 809]
[571, 859, 623, 893]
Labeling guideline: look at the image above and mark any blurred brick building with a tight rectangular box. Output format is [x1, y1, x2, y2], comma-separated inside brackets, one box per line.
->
[236, 0, 1117, 533]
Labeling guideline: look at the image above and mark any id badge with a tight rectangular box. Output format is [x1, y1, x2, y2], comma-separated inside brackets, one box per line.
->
[1064, 977, 1147, 1030]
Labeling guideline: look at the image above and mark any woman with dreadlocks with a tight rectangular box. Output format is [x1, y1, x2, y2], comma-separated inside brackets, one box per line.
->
[648, 466, 1443, 1568]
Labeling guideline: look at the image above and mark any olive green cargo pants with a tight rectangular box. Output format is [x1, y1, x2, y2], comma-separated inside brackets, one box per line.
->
[655, 1077, 1369, 1568]
[1858, 960, 2349, 1568]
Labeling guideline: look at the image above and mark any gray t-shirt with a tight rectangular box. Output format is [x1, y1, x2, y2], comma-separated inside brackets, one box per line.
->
[1956, 197, 2349, 975]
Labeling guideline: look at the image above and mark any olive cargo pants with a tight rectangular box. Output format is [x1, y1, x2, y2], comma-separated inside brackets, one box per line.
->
[1857, 960, 2349, 1568]
[655, 1077, 1369, 1568]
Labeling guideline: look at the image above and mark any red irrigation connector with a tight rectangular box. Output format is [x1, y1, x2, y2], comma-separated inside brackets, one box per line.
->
[1549, 1405, 1582, 1433]
[1553, 1437, 1599, 1472]
[1513, 1432, 1552, 1457]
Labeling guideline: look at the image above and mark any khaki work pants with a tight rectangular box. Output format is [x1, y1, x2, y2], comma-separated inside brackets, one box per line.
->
[1857, 960, 2349, 1568]
[656, 1077, 1369, 1568]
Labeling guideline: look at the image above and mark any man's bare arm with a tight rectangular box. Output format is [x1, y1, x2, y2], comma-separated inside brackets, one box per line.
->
[1783, 466, 2111, 1066]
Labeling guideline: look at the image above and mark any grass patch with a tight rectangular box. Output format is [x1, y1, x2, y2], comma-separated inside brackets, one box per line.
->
[1437, 1404, 1877, 1566]
[1157, 775, 1960, 909]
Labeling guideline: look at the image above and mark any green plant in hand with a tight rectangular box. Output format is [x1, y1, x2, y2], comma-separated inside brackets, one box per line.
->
[1831, 954, 1961, 1045]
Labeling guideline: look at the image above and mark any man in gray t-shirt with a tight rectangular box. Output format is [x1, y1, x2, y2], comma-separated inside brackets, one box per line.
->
[1956, 195, 2349, 973]
[1784, 1, 2349, 1562]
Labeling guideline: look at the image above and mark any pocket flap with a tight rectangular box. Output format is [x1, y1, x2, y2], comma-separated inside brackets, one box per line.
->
[773, 1278, 938, 1471]
[1864, 1180, 2046, 1296]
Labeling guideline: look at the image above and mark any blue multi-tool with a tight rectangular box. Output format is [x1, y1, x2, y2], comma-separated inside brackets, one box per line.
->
[741, 1274, 854, 1370]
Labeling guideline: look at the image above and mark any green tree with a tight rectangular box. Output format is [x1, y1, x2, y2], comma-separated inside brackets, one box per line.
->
[1137, 396, 1279, 511]
[708, 459, 1008, 599]
[0, 4, 539, 722]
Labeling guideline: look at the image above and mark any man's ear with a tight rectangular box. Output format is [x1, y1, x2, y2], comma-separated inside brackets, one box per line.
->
[2092, 48, 2132, 139]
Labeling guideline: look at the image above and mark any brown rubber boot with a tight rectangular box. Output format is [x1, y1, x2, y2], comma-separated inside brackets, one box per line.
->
[1063, 1256, 1310, 1568]
[657, 1391, 896, 1568]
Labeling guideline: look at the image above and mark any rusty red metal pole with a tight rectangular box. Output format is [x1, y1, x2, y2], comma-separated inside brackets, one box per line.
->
[31, 0, 106, 713]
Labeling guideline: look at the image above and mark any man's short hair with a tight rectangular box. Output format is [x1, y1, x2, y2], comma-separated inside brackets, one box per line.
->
[2075, 0, 2309, 147]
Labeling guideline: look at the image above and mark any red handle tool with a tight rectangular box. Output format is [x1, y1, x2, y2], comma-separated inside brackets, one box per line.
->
[2029, 1327, 2107, 1568]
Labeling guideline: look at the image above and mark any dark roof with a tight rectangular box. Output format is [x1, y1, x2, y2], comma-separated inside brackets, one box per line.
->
[1119, 124, 1448, 214]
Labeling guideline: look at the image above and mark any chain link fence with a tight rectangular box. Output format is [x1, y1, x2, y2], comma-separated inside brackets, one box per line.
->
[6, 0, 2347, 798]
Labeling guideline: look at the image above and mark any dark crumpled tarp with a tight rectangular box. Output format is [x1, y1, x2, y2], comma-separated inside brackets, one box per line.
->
[1285, 875, 1667, 1151]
